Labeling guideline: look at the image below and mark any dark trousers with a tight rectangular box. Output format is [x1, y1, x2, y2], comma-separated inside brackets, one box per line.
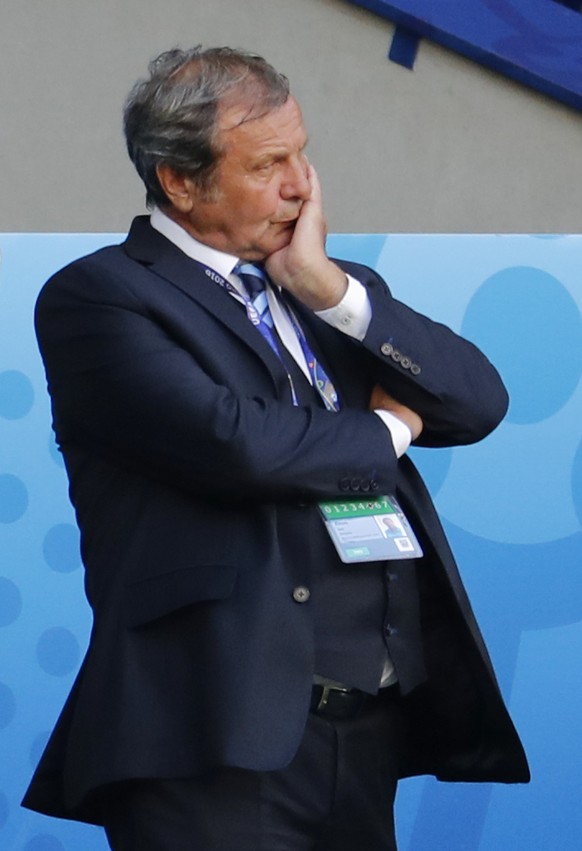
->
[102, 689, 405, 851]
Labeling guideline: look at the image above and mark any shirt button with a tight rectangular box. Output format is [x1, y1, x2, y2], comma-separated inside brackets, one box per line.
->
[293, 586, 311, 603]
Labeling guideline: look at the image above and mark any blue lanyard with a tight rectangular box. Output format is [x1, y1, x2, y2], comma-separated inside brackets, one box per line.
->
[203, 265, 340, 411]
[283, 302, 340, 413]
[203, 266, 299, 405]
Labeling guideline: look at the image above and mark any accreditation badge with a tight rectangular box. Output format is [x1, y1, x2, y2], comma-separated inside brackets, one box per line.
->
[318, 495, 423, 563]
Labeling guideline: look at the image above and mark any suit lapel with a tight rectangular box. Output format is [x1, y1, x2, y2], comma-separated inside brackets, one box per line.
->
[123, 217, 288, 394]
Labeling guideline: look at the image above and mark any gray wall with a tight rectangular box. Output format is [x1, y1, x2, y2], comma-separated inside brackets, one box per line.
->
[2, 0, 581, 233]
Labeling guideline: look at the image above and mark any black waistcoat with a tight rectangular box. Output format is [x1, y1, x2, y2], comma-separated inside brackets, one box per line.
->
[275, 324, 428, 695]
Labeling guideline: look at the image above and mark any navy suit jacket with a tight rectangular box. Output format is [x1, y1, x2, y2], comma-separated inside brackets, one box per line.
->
[23, 217, 529, 824]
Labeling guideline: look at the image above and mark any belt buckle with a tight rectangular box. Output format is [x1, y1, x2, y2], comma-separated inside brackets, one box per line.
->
[316, 683, 350, 712]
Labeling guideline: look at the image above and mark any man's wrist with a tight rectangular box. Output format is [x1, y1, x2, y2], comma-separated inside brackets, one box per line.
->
[373, 410, 412, 458]
[297, 261, 348, 310]
[316, 275, 372, 340]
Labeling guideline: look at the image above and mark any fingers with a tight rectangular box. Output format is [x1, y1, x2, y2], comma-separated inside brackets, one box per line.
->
[369, 385, 424, 441]
[369, 383, 389, 411]
[295, 163, 326, 241]
[306, 162, 320, 203]
[263, 159, 342, 309]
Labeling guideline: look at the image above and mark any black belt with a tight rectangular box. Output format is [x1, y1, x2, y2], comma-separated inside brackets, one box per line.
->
[310, 683, 367, 719]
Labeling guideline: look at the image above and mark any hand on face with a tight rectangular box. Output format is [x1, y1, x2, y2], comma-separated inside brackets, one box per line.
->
[158, 96, 347, 310]
[265, 164, 348, 311]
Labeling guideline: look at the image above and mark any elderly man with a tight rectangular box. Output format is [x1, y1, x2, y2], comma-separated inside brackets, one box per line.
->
[23, 47, 528, 850]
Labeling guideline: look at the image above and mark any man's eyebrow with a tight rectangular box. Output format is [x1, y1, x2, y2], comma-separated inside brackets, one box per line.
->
[253, 138, 309, 162]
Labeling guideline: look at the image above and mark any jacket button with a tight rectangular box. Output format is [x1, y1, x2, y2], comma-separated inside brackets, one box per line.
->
[410, 363, 421, 375]
[293, 586, 311, 603]
[390, 349, 402, 363]
[339, 477, 351, 492]
[350, 478, 361, 491]
[380, 342, 394, 357]
[370, 480, 379, 491]
[400, 357, 412, 369]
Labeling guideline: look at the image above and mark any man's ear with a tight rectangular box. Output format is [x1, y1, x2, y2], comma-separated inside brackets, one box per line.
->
[156, 165, 195, 213]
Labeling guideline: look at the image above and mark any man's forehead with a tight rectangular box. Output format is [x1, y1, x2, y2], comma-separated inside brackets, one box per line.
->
[218, 95, 304, 136]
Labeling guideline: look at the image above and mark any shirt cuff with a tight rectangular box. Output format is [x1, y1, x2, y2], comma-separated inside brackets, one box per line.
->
[373, 410, 412, 458]
[315, 275, 371, 341]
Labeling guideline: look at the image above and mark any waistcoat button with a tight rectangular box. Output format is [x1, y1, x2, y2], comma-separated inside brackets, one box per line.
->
[292, 586, 311, 603]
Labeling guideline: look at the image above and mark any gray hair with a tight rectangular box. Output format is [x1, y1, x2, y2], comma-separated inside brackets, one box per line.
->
[123, 46, 290, 208]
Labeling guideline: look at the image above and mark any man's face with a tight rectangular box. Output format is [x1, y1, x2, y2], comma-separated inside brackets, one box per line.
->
[172, 96, 311, 261]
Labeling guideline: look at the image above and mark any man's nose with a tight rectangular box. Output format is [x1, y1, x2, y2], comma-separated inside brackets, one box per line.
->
[280, 157, 311, 201]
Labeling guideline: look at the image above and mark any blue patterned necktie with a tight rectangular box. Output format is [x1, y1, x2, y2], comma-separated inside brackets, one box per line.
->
[234, 263, 340, 412]
[235, 263, 274, 329]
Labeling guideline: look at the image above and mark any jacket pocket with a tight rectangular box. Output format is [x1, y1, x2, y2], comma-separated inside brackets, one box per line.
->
[124, 562, 238, 628]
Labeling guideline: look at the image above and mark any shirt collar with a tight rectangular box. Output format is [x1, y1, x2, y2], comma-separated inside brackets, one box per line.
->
[150, 207, 240, 281]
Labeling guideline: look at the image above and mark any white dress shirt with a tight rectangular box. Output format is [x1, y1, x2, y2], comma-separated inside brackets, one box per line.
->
[150, 208, 412, 460]
[150, 208, 401, 688]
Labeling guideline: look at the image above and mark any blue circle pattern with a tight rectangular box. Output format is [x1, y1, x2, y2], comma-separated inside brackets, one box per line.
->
[0, 682, 16, 729]
[36, 628, 81, 677]
[43, 524, 81, 573]
[1, 234, 582, 851]
[461, 266, 582, 425]
[0, 474, 29, 523]
[572, 437, 582, 528]
[0, 790, 8, 829]
[29, 731, 51, 769]
[408, 446, 452, 497]
[48, 435, 65, 468]
[23, 836, 66, 851]
[0, 577, 23, 626]
[0, 370, 34, 419]
[375, 235, 582, 850]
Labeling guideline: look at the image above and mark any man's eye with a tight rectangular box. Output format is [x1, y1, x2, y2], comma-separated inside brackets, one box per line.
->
[256, 162, 275, 174]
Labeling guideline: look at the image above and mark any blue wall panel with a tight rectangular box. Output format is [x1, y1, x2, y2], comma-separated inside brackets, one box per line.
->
[2, 232, 582, 849]
[346, 0, 582, 111]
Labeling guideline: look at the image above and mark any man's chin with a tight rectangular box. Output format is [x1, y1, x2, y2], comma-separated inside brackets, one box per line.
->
[237, 221, 297, 262]
[268, 222, 297, 251]
[244, 230, 294, 263]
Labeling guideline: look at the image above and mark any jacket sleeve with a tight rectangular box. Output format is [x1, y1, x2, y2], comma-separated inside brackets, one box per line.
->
[35, 256, 401, 503]
[334, 260, 509, 448]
